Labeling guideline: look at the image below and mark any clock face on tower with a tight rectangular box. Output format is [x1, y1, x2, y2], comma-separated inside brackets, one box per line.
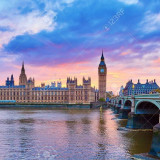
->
[100, 68, 104, 73]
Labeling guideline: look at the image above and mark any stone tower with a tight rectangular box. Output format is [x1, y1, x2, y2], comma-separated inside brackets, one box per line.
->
[19, 62, 27, 86]
[83, 77, 91, 103]
[67, 77, 77, 103]
[98, 51, 107, 100]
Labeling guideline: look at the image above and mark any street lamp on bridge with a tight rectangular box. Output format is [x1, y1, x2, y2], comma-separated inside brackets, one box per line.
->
[131, 84, 135, 113]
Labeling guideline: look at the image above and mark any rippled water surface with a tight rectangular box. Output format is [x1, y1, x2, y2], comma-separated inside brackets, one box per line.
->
[0, 108, 153, 160]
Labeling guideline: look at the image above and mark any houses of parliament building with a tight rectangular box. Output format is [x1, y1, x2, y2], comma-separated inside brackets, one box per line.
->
[0, 53, 107, 104]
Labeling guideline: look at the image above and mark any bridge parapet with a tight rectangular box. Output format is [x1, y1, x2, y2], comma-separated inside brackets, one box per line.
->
[121, 93, 160, 100]
[134, 93, 160, 99]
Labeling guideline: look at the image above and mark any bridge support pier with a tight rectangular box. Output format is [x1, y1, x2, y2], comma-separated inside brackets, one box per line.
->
[118, 99, 130, 119]
[149, 123, 160, 158]
[126, 112, 159, 129]
[114, 105, 121, 114]
[111, 105, 115, 111]
[119, 108, 130, 119]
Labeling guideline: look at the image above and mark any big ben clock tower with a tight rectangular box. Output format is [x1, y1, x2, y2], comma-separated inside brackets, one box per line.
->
[98, 51, 107, 100]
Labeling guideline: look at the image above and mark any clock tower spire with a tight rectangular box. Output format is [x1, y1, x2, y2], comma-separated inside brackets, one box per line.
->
[98, 50, 107, 100]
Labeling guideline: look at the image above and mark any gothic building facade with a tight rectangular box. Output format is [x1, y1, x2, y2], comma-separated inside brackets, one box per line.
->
[123, 79, 159, 96]
[0, 53, 106, 104]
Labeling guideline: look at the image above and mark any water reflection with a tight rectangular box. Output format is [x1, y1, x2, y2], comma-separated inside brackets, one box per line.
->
[96, 111, 107, 159]
[116, 116, 153, 156]
[0, 108, 154, 160]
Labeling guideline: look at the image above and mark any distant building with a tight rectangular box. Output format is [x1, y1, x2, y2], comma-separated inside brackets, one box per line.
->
[123, 79, 159, 96]
[106, 91, 113, 97]
[119, 86, 124, 97]
[106, 91, 113, 102]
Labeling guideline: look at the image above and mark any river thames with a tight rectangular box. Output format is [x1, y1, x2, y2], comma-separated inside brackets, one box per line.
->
[0, 108, 153, 160]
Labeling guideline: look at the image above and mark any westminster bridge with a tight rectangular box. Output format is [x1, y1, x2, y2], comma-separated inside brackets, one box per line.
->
[110, 93, 160, 159]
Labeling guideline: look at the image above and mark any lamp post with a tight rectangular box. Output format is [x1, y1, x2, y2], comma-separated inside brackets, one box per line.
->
[132, 84, 135, 96]
[121, 90, 124, 109]
[122, 89, 124, 96]
[131, 84, 135, 113]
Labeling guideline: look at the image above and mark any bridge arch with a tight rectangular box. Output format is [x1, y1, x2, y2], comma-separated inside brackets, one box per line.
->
[118, 100, 122, 108]
[124, 100, 132, 109]
[118, 100, 122, 105]
[135, 100, 160, 114]
[134, 100, 160, 128]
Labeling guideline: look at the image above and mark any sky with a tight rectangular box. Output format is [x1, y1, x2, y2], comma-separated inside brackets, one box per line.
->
[0, 0, 160, 94]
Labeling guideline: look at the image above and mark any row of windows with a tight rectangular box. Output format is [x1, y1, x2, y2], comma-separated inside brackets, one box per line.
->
[128, 91, 151, 95]
[0, 91, 69, 96]
[128, 87, 158, 90]
[0, 96, 90, 101]
[0, 91, 90, 95]
[31, 92, 68, 96]
[0, 96, 69, 101]
[33, 97, 68, 100]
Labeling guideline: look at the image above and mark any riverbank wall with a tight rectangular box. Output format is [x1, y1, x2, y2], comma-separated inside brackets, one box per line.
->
[0, 103, 91, 109]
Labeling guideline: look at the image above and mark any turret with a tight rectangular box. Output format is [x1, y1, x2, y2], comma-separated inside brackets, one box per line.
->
[10, 74, 14, 86]
[27, 77, 35, 88]
[83, 77, 91, 85]
[51, 81, 56, 88]
[67, 77, 77, 89]
[19, 62, 27, 86]
[57, 81, 62, 88]
[6, 77, 10, 86]
[83, 77, 91, 90]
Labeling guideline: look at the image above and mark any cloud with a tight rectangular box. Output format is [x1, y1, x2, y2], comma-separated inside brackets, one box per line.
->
[120, 49, 132, 56]
[154, 58, 160, 64]
[117, 0, 139, 5]
[0, 0, 76, 47]
[140, 12, 160, 33]
[0, 10, 57, 47]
